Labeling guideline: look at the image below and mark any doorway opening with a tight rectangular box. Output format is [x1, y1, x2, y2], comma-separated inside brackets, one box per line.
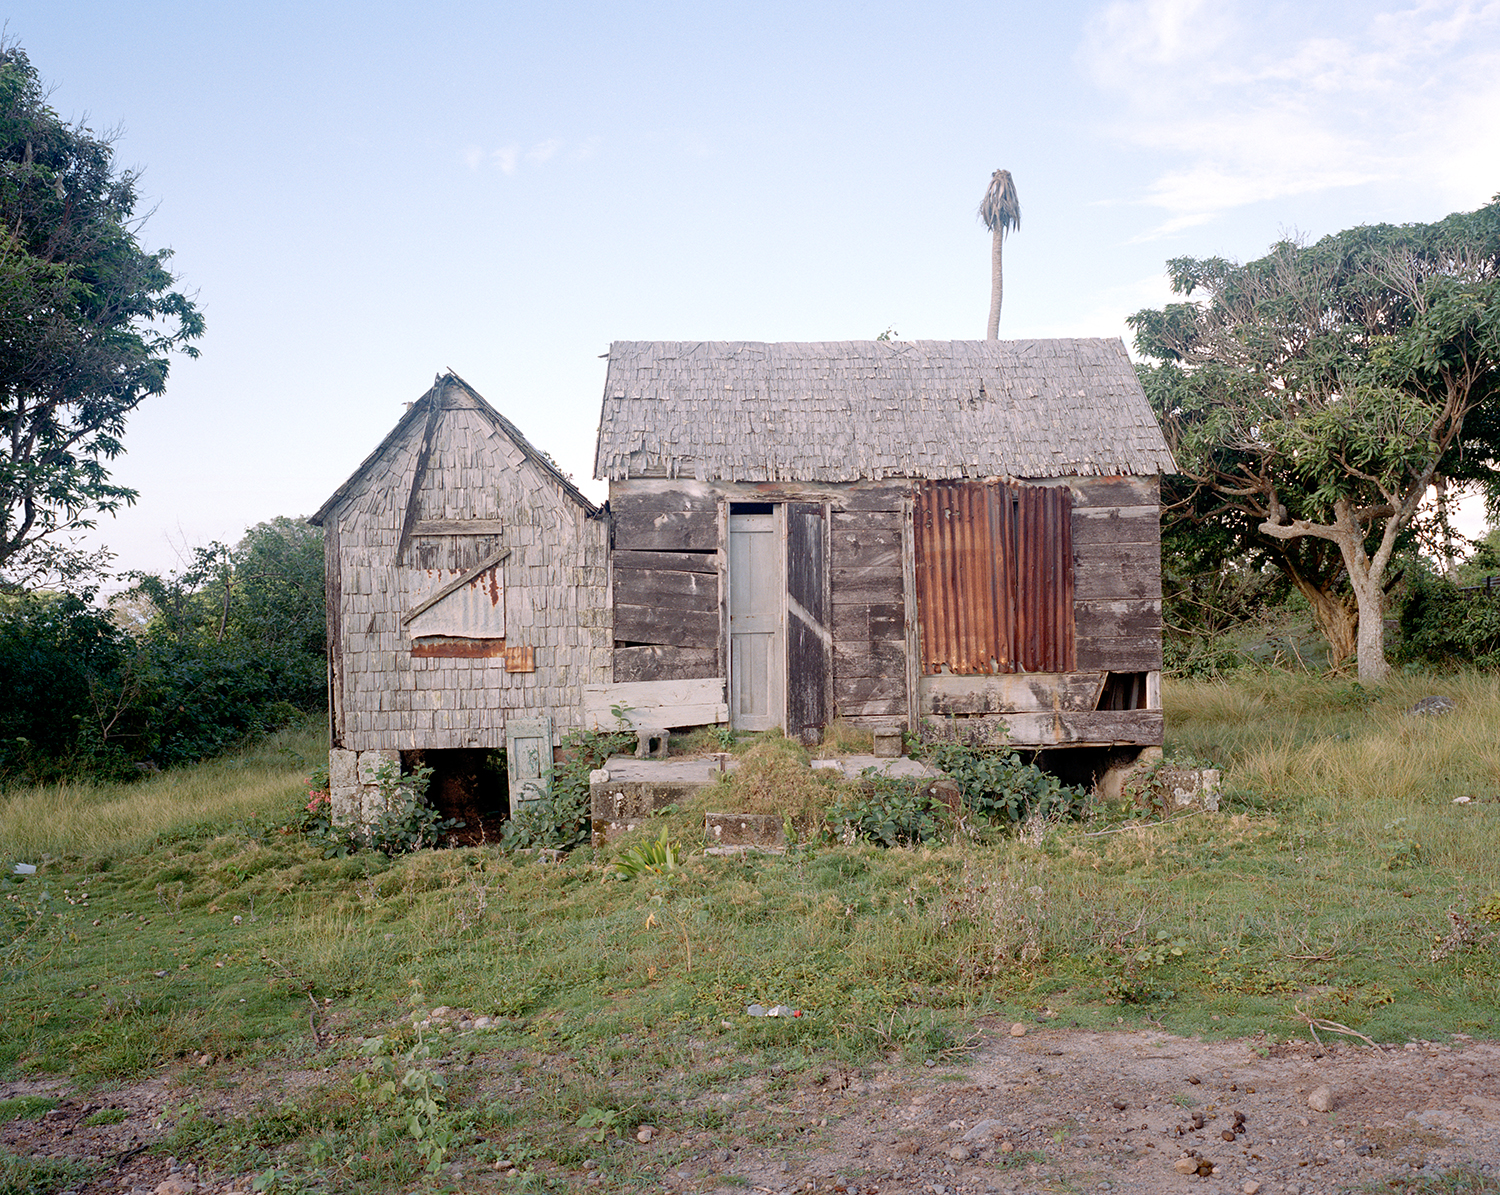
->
[400, 747, 509, 844]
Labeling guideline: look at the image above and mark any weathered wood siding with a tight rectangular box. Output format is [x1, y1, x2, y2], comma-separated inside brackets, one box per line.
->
[1068, 475, 1162, 673]
[329, 394, 610, 750]
[829, 488, 909, 725]
[610, 485, 721, 680]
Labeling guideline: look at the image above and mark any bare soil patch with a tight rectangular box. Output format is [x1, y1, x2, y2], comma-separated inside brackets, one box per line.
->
[5, 1026, 1498, 1194]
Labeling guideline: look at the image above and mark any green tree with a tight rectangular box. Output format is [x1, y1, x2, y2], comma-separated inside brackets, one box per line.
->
[1131, 200, 1500, 682]
[0, 44, 203, 572]
[979, 169, 1020, 339]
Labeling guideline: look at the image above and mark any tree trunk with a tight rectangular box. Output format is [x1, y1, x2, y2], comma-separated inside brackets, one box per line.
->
[1348, 569, 1389, 683]
[987, 227, 1003, 339]
[1289, 577, 1357, 665]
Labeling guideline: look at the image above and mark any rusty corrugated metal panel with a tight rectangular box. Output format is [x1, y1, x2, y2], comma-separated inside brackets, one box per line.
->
[915, 480, 1073, 676]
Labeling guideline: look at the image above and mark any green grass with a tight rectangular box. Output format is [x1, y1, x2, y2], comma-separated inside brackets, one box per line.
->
[1, 678, 1498, 1191]
[0, 1148, 95, 1195]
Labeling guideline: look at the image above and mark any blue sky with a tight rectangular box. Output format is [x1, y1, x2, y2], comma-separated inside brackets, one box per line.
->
[13, 0, 1500, 576]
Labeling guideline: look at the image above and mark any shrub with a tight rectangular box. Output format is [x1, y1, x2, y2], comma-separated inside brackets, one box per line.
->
[917, 739, 1091, 825]
[829, 773, 946, 847]
[502, 727, 633, 850]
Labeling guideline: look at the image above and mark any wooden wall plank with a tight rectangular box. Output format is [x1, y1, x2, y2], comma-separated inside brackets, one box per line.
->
[614, 644, 719, 683]
[583, 677, 728, 729]
[614, 603, 719, 649]
[917, 671, 1106, 715]
[1072, 543, 1163, 601]
[1071, 506, 1161, 547]
[1068, 475, 1159, 510]
[921, 709, 1164, 747]
[613, 549, 718, 574]
[613, 567, 718, 612]
[611, 488, 719, 550]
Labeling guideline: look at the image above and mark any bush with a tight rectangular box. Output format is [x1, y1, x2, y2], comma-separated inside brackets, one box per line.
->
[502, 727, 633, 850]
[829, 773, 946, 847]
[1395, 565, 1500, 670]
[917, 739, 1091, 825]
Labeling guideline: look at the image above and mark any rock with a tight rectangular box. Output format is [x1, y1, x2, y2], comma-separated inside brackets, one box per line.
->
[153, 1180, 194, 1195]
[947, 1143, 970, 1161]
[636, 1126, 655, 1143]
[430, 1006, 452, 1019]
[1243, 1183, 1261, 1194]
[998, 1141, 1014, 1153]
[1407, 695, 1457, 717]
[1009, 1023, 1027, 1037]
[961, 1118, 1005, 1142]
[1307, 1085, 1334, 1112]
[1174, 1156, 1199, 1175]
[712, 1149, 731, 1163]
[474, 1016, 492, 1029]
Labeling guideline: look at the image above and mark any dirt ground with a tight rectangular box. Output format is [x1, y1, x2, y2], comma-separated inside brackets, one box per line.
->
[5, 1022, 1498, 1195]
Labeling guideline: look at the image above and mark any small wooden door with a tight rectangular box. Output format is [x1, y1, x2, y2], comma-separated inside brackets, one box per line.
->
[785, 502, 830, 743]
[728, 512, 783, 730]
[505, 715, 553, 811]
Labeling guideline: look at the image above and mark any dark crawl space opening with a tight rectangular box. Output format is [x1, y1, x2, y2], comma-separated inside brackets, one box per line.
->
[401, 748, 509, 844]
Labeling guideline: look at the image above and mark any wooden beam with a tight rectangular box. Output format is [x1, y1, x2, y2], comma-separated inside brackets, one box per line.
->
[399, 547, 512, 626]
[395, 391, 443, 565]
[582, 677, 729, 729]
[917, 671, 1108, 715]
[411, 518, 508, 536]
[922, 709, 1164, 747]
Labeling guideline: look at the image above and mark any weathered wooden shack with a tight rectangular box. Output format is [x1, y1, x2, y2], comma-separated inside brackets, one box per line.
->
[592, 339, 1176, 757]
[310, 372, 611, 824]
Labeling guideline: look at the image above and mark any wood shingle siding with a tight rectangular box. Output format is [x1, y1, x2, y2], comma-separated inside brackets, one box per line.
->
[311, 374, 611, 753]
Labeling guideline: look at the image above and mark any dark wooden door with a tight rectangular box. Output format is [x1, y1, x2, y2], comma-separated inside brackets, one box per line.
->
[786, 502, 830, 744]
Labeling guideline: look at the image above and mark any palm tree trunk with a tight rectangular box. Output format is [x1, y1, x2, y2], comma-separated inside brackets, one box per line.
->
[986, 227, 1003, 339]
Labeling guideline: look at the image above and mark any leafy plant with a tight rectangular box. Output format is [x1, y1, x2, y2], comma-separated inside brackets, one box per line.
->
[576, 1105, 626, 1142]
[503, 727, 632, 850]
[830, 774, 945, 847]
[917, 739, 1091, 826]
[354, 1031, 459, 1174]
[612, 828, 681, 878]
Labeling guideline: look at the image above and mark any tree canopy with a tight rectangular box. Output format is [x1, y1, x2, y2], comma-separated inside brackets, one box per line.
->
[0, 44, 203, 571]
[1132, 199, 1500, 681]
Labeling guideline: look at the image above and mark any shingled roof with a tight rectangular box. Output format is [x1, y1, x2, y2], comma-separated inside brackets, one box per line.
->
[594, 339, 1175, 482]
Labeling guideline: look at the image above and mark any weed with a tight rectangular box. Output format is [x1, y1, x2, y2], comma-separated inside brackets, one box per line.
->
[831, 774, 946, 847]
[503, 728, 632, 850]
[612, 829, 681, 878]
[0, 1147, 96, 1194]
[0, 1095, 55, 1120]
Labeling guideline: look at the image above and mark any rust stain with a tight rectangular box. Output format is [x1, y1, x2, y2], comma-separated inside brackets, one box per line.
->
[503, 645, 536, 673]
[411, 636, 507, 659]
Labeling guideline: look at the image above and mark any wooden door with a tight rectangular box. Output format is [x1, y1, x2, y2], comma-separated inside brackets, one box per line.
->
[728, 512, 783, 730]
[505, 716, 553, 811]
[785, 502, 830, 743]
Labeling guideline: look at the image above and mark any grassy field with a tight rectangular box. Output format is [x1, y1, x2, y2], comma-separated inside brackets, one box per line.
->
[2, 671, 1498, 1191]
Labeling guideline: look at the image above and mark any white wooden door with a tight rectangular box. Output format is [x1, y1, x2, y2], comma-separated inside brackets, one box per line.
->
[728, 512, 783, 730]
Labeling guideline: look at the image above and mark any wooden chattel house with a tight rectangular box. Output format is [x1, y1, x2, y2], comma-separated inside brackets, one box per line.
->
[310, 372, 611, 825]
[315, 340, 1175, 824]
[592, 339, 1176, 753]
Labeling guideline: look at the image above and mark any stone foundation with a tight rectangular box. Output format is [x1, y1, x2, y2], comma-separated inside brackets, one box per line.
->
[328, 747, 402, 826]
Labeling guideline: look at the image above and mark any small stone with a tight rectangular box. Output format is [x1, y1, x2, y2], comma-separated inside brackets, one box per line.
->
[961, 1118, 1005, 1142]
[1243, 1184, 1260, 1195]
[1307, 1086, 1334, 1113]
[474, 1016, 492, 1028]
[947, 1144, 970, 1161]
[712, 1149, 731, 1163]
[636, 1126, 656, 1143]
[747, 1004, 767, 1017]
[1174, 1156, 1199, 1175]
[998, 1141, 1014, 1153]
[430, 1005, 452, 1019]
[1221, 1129, 1236, 1141]
[1009, 1023, 1027, 1037]
[1187, 1075, 1201, 1085]
[153, 1180, 194, 1195]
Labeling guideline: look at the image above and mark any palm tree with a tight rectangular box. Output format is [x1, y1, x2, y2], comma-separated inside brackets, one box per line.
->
[979, 169, 1021, 339]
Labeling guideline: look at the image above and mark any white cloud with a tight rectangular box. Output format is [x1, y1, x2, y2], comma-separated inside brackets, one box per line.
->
[462, 139, 591, 176]
[1080, 0, 1500, 234]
